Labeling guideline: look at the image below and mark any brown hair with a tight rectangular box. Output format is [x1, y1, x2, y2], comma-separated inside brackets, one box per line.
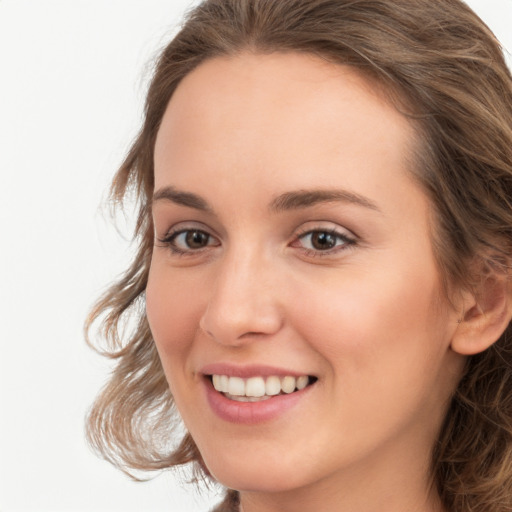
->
[85, 1, 512, 510]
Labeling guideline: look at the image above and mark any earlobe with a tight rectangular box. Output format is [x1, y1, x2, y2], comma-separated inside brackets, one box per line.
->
[451, 275, 512, 356]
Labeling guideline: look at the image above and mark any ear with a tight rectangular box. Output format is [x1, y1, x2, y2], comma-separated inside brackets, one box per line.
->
[451, 274, 512, 355]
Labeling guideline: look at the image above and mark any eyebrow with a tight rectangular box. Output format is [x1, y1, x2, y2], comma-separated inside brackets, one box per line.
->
[152, 185, 212, 212]
[269, 189, 380, 213]
[152, 185, 380, 213]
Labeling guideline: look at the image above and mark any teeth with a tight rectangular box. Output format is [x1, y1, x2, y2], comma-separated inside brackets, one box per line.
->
[211, 374, 312, 398]
[281, 376, 296, 394]
[265, 376, 281, 396]
[228, 376, 245, 396]
[246, 377, 266, 397]
[297, 375, 309, 390]
[220, 375, 229, 393]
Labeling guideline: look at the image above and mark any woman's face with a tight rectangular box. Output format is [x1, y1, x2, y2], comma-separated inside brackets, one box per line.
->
[147, 53, 465, 499]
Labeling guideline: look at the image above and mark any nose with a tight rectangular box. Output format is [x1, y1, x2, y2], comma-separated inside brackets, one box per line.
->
[199, 247, 284, 346]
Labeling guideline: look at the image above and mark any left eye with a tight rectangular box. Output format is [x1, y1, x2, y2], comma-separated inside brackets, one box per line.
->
[296, 230, 353, 251]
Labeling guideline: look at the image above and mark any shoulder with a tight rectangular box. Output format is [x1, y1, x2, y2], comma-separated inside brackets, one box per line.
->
[209, 489, 240, 512]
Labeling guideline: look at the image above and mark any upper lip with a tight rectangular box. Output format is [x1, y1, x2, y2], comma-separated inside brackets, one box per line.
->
[200, 363, 315, 379]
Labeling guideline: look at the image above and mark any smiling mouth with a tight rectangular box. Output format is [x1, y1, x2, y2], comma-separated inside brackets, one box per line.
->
[207, 374, 318, 402]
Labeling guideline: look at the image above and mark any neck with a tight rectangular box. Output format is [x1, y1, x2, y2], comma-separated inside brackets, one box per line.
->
[238, 438, 445, 512]
[240, 477, 444, 512]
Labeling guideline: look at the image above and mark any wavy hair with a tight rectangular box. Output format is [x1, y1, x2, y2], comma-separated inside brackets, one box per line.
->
[85, 1, 512, 510]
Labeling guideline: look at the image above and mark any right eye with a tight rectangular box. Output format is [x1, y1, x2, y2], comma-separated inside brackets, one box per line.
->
[158, 228, 220, 255]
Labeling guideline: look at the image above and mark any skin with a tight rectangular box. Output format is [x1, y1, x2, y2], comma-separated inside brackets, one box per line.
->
[146, 52, 467, 512]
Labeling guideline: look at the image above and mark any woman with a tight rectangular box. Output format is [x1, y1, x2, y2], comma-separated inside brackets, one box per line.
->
[85, 1, 512, 511]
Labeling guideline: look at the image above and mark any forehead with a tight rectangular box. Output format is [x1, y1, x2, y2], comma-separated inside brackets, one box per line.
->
[153, 52, 418, 210]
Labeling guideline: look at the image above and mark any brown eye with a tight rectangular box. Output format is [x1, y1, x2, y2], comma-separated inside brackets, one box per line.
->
[309, 232, 337, 250]
[294, 229, 355, 254]
[162, 228, 220, 254]
[185, 230, 210, 249]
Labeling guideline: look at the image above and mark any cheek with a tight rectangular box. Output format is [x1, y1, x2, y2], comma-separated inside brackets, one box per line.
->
[284, 269, 457, 455]
[145, 262, 205, 366]
[289, 264, 451, 389]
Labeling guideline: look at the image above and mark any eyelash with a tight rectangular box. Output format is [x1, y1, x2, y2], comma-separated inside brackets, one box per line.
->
[157, 228, 218, 256]
[156, 226, 357, 258]
[292, 228, 356, 257]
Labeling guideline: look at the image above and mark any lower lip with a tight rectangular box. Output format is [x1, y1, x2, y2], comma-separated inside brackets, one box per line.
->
[204, 377, 314, 424]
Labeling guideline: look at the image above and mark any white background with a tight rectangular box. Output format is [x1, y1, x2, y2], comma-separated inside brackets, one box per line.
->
[0, 1, 510, 511]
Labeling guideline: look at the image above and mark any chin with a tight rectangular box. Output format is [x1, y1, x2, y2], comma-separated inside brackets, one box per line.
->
[213, 471, 302, 494]
[204, 454, 309, 493]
